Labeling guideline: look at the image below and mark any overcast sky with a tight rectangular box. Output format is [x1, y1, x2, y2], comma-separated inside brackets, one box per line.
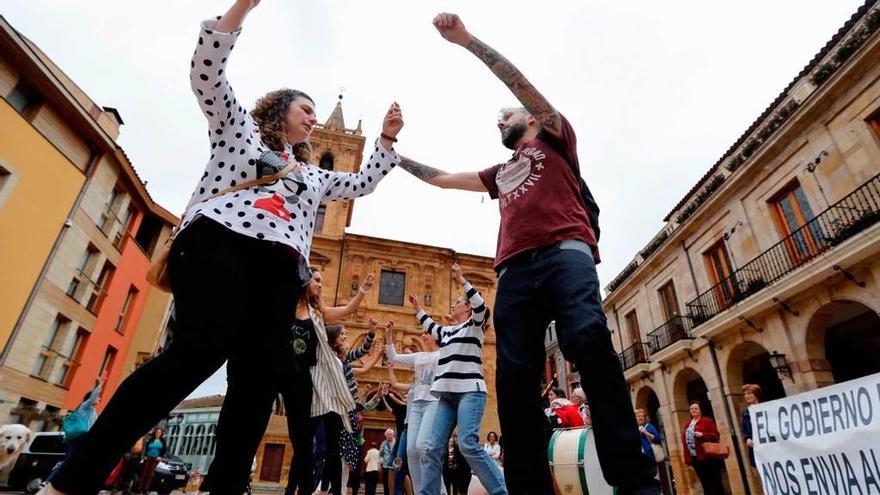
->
[3, 1, 865, 398]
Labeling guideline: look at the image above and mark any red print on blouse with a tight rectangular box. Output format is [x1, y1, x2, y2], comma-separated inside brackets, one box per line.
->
[253, 193, 291, 221]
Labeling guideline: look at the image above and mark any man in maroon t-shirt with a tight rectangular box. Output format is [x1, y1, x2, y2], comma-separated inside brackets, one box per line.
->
[396, 13, 658, 495]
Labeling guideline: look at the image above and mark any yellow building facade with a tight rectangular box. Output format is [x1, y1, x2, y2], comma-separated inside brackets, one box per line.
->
[0, 17, 88, 354]
[251, 101, 500, 488]
[0, 15, 177, 427]
[604, 4, 880, 494]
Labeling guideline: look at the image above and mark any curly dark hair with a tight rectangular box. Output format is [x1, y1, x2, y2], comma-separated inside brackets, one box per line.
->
[252, 88, 314, 162]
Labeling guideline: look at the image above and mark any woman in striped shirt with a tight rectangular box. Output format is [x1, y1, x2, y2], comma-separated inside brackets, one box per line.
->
[411, 264, 507, 495]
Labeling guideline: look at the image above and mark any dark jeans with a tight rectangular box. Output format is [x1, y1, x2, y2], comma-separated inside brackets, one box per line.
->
[52, 217, 306, 495]
[494, 240, 658, 495]
[349, 456, 363, 495]
[319, 413, 344, 495]
[692, 459, 725, 494]
[454, 464, 471, 495]
[282, 372, 315, 495]
[381, 467, 393, 495]
[364, 470, 379, 495]
[394, 429, 408, 495]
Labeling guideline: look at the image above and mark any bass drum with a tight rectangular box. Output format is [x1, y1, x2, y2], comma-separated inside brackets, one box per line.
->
[548, 427, 615, 495]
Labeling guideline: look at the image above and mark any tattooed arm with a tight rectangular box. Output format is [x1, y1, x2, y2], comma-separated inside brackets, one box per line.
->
[432, 12, 563, 137]
[398, 156, 487, 192]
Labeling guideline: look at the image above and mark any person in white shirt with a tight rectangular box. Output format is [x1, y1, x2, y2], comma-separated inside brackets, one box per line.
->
[384, 321, 447, 494]
[364, 444, 382, 495]
[483, 432, 502, 467]
[42, 1, 403, 494]
[571, 387, 592, 426]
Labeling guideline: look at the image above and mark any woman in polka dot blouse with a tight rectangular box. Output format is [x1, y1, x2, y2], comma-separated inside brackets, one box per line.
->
[44, 1, 403, 494]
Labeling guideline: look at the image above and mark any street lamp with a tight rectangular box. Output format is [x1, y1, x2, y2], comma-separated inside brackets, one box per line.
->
[768, 351, 794, 382]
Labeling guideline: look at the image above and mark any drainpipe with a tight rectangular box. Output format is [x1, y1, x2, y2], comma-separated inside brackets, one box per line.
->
[1, 149, 102, 366]
[682, 240, 700, 296]
[612, 306, 624, 351]
[707, 340, 752, 495]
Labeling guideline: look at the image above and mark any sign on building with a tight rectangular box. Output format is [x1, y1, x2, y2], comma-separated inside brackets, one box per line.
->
[750, 372, 880, 495]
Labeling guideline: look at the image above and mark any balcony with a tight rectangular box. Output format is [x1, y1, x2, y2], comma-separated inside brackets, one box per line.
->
[31, 346, 81, 389]
[687, 173, 880, 326]
[97, 204, 133, 248]
[619, 342, 652, 371]
[647, 315, 694, 352]
[66, 268, 109, 314]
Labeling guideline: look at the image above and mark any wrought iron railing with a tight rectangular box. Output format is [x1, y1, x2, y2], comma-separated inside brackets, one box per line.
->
[66, 268, 110, 314]
[32, 346, 80, 388]
[98, 203, 134, 248]
[619, 342, 652, 370]
[687, 173, 880, 326]
[647, 315, 694, 352]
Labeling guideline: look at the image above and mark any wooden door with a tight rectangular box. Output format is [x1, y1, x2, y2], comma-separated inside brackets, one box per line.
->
[705, 241, 735, 309]
[260, 443, 285, 482]
[770, 181, 822, 264]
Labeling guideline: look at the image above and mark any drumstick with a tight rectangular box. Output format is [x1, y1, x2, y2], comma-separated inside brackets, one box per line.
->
[541, 373, 559, 398]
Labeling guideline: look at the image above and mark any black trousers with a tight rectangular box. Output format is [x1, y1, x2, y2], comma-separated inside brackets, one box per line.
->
[494, 241, 658, 495]
[692, 459, 725, 494]
[52, 218, 306, 494]
[364, 470, 379, 495]
[282, 373, 316, 495]
[381, 466, 392, 495]
[319, 413, 344, 495]
[454, 464, 471, 494]
[349, 456, 363, 495]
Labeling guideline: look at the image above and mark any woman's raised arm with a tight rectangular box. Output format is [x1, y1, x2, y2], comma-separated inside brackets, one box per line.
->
[190, 0, 259, 132]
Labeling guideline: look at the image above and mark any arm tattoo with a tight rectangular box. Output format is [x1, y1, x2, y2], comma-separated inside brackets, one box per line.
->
[398, 156, 447, 182]
[465, 35, 562, 135]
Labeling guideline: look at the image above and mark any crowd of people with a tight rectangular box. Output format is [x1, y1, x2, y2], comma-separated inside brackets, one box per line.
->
[38, 0, 670, 494]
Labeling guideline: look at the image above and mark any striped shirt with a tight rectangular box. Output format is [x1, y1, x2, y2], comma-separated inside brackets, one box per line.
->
[341, 332, 375, 407]
[309, 307, 356, 430]
[417, 281, 488, 395]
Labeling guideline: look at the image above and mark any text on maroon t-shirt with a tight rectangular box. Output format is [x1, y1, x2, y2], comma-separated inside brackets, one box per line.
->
[478, 115, 599, 268]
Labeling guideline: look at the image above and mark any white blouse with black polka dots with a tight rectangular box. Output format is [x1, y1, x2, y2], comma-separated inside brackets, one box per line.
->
[181, 18, 399, 263]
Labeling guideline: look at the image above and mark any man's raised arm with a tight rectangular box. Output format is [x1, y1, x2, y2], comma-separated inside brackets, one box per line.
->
[398, 156, 487, 192]
[432, 12, 563, 138]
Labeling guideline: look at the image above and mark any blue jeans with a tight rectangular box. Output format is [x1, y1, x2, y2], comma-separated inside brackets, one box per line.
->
[407, 400, 446, 495]
[494, 240, 658, 494]
[419, 392, 506, 495]
[393, 430, 408, 495]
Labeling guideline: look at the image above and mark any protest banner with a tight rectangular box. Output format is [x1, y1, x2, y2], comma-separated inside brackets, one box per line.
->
[750, 372, 880, 495]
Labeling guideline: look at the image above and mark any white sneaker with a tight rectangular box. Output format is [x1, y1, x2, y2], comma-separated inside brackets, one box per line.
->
[35, 482, 65, 495]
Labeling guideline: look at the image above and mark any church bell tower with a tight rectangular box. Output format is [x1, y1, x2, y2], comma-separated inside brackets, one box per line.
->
[307, 94, 366, 239]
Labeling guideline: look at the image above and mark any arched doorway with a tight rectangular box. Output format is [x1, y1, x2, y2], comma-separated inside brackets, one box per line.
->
[673, 368, 730, 494]
[806, 300, 880, 384]
[674, 368, 715, 420]
[726, 341, 786, 402]
[636, 386, 674, 495]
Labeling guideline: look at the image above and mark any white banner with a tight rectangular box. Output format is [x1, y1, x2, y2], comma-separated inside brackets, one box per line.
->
[750, 372, 880, 495]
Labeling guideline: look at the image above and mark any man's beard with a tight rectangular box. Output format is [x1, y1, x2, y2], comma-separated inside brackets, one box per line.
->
[501, 121, 527, 150]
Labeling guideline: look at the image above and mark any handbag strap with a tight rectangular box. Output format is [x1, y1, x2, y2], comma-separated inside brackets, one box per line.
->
[170, 161, 298, 232]
[204, 161, 297, 203]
